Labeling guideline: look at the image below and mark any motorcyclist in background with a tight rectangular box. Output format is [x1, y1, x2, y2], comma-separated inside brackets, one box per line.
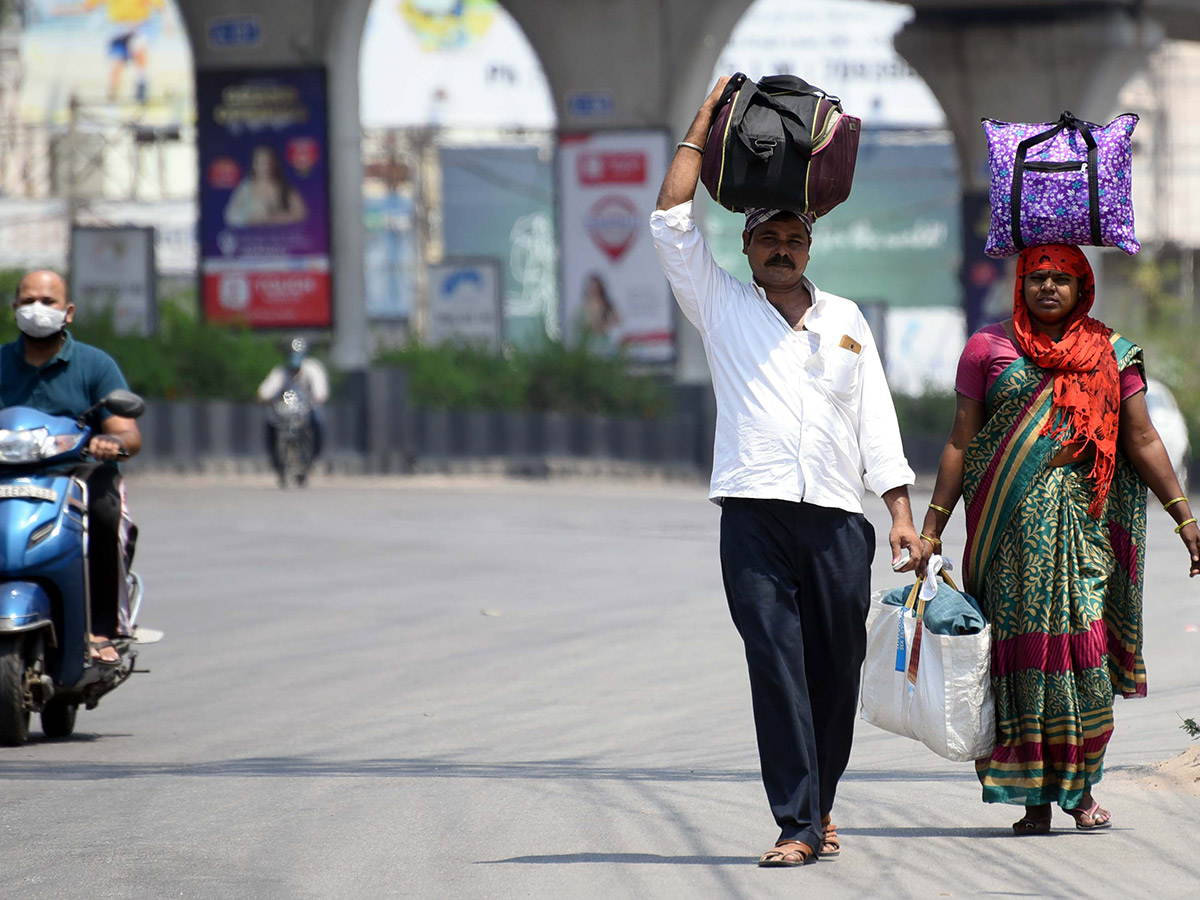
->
[0, 270, 142, 665]
[257, 337, 329, 483]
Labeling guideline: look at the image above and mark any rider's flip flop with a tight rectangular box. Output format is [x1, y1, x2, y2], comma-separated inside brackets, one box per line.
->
[89, 640, 122, 667]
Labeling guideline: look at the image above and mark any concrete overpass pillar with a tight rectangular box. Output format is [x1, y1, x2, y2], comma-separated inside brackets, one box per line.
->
[894, 7, 1163, 333]
[504, 0, 752, 385]
[179, 0, 372, 375]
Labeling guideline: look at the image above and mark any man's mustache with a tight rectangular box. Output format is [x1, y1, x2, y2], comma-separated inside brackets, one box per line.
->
[765, 255, 794, 268]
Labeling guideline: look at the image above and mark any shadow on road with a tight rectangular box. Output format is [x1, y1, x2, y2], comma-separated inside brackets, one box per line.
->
[479, 852, 751, 866]
[0, 755, 967, 783]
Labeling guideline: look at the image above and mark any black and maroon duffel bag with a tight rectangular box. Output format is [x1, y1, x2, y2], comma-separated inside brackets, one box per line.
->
[700, 72, 861, 218]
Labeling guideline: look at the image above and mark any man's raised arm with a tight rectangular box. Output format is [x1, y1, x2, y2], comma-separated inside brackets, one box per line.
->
[656, 76, 730, 211]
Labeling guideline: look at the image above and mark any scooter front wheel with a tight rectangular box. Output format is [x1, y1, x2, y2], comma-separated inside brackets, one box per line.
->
[0, 635, 31, 746]
[40, 699, 78, 739]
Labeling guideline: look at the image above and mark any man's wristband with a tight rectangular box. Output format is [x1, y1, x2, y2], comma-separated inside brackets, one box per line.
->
[677, 141, 705, 154]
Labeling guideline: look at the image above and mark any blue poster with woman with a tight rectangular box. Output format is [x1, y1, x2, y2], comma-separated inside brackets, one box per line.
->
[196, 68, 332, 328]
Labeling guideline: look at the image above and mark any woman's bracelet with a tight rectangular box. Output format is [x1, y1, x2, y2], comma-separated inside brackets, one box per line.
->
[1175, 517, 1198, 534]
[1163, 496, 1188, 511]
[676, 141, 705, 154]
[920, 533, 942, 545]
[928, 503, 952, 517]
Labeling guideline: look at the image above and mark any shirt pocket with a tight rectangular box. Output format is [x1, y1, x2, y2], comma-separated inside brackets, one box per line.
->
[819, 346, 860, 398]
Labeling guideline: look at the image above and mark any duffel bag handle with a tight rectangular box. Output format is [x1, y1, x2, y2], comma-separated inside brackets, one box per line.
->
[1010, 110, 1102, 251]
[716, 72, 747, 109]
[758, 73, 840, 107]
[731, 79, 813, 163]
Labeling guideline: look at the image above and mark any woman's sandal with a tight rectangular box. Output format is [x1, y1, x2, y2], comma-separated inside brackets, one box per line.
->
[758, 840, 815, 867]
[820, 815, 840, 859]
[1066, 801, 1112, 831]
[1012, 808, 1052, 835]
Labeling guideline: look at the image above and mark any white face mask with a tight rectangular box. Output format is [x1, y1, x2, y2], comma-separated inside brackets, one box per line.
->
[15, 303, 68, 339]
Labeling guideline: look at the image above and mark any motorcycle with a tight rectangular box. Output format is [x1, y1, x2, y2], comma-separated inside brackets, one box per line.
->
[268, 386, 315, 488]
[0, 390, 160, 746]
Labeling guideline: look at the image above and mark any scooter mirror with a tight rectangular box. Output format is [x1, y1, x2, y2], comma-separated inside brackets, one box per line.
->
[102, 390, 146, 419]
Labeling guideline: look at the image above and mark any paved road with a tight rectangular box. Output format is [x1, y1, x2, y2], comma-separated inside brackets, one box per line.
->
[2, 475, 1198, 900]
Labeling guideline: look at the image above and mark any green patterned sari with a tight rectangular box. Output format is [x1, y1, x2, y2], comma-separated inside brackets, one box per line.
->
[962, 334, 1147, 808]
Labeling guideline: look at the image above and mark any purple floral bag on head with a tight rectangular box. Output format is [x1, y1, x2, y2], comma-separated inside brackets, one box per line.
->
[982, 111, 1139, 258]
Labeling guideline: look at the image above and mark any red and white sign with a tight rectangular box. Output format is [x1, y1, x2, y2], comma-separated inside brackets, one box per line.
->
[558, 131, 674, 364]
[585, 195, 640, 262]
[203, 264, 332, 328]
[576, 152, 647, 186]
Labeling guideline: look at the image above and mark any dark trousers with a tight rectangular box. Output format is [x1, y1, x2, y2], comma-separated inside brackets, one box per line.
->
[719, 498, 875, 850]
[86, 466, 135, 638]
[264, 408, 323, 473]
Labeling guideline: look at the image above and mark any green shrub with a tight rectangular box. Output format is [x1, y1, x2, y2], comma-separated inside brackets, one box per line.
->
[375, 340, 670, 418]
[892, 390, 957, 437]
[0, 273, 284, 401]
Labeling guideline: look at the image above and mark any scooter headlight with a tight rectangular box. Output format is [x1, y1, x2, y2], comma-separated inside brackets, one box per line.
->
[0, 427, 49, 463]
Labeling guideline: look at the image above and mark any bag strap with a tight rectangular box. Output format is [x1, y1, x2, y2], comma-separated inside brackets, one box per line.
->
[758, 73, 839, 106]
[1010, 111, 1102, 250]
[731, 79, 814, 163]
[716, 72, 747, 110]
[903, 578, 927, 621]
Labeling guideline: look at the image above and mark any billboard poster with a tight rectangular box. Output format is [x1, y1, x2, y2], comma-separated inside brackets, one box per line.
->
[558, 131, 674, 364]
[20, 0, 193, 124]
[364, 193, 416, 320]
[69, 225, 157, 336]
[440, 146, 555, 346]
[426, 258, 503, 350]
[715, 0, 944, 128]
[699, 130, 960, 311]
[360, 0, 553, 130]
[197, 68, 332, 328]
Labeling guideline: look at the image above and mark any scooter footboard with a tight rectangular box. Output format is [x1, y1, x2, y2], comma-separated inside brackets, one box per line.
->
[0, 581, 54, 643]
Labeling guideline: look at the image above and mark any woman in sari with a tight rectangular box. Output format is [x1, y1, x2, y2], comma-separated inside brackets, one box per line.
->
[917, 244, 1200, 834]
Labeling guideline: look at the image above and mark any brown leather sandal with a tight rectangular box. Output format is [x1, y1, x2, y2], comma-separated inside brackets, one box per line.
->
[758, 839, 815, 867]
[820, 815, 840, 859]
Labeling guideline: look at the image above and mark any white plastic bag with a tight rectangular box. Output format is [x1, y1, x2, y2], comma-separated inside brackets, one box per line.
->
[860, 556, 996, 762]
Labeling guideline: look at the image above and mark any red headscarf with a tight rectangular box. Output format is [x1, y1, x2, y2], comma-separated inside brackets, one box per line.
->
[1012, 244, 1120, 517]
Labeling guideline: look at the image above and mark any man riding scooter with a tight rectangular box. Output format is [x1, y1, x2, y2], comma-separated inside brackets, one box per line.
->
[257, 337, 328, 486]
[0, 270, 141, 666]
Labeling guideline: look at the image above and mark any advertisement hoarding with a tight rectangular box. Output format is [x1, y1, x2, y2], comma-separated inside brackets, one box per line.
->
[197, 68, 332, 328]
[69, 225, 157, 336]
[558, 130, 674, 363]
[426, 258, 503, 349]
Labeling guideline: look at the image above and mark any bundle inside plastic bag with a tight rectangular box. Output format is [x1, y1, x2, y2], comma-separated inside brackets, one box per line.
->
[877, 567, 986, 635]
[860, 555, 995, 761]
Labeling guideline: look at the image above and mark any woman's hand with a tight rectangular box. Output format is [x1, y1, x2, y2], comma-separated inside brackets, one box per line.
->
[1181, 522, 1200, 578]
[915, 534, 940, 579]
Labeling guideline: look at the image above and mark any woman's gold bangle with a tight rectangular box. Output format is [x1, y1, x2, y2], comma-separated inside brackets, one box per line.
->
[1163, 496, 1188, 511]
[920, 533, 942, 545]
[1175, 517, 1197, 534]
[928, 503, 953, 517]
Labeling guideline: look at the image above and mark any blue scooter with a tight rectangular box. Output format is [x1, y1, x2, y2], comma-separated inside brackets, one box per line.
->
[0, 390, 159, 746]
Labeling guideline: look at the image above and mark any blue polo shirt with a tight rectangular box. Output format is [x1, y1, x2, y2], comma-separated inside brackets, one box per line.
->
[0, 333, 129, 425]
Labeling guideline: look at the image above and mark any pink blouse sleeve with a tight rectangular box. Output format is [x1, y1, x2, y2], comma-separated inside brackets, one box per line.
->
[955, 333, 990, 401]
[1120, 363, 1146, 401]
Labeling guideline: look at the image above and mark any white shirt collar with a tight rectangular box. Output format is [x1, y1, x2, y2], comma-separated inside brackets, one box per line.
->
[750, 275, 829, 331]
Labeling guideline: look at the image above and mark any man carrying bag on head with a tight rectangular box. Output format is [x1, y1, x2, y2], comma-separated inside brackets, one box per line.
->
[649, 77, 921, 868]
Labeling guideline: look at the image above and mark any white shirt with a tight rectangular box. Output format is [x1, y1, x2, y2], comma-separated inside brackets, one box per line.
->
[257, 358, 330, 404]
[650, 201, 914, 513]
